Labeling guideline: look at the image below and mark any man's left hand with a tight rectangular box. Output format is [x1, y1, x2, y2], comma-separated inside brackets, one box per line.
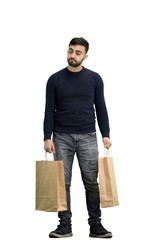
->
[102, 137, 112, 149]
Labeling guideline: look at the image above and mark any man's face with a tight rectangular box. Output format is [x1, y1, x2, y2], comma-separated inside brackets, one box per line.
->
[67, 45, 88, 67]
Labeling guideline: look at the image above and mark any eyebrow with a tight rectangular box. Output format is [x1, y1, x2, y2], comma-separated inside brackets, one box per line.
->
[69, 48, 83, 54]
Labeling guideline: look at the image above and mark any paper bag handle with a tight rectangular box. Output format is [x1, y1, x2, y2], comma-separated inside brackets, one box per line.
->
[104, 148, 111, 157]
[45, 151, 54, 161]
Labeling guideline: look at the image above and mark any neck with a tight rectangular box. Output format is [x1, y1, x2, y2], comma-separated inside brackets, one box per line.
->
[67, 64, 83, 72]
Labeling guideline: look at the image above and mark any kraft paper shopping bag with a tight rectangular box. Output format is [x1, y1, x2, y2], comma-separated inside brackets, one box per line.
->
[36, 152, 67, 212]
[98, 148, 119, 208]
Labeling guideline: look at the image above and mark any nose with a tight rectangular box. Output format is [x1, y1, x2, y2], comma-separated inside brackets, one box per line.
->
[70, 52, 76, 59]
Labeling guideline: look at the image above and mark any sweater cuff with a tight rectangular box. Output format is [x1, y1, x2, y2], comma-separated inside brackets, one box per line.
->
[102, 132, 110, 139]
[44, 134, 52, 141]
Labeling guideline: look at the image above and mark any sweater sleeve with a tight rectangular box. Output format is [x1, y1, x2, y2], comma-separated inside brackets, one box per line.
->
[94, 74, 110, 138]
[43, 76, 56, 141]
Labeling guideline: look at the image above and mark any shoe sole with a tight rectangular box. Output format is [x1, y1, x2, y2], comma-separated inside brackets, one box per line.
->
[89, 232, 112, 238]
[49, 232, 73, 238]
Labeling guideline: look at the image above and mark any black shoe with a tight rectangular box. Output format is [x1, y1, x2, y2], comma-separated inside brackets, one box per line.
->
[89, 222, 112, 238]
[49, 222, 73, 238]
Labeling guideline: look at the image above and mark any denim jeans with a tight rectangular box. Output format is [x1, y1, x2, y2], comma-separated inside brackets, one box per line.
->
[52, 131, 101, 226]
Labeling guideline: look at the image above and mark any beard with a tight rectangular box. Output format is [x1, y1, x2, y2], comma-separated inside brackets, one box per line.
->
[67, 57, 84, 67]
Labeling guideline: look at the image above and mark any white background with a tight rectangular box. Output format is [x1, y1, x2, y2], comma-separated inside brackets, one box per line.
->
[0, 0, 160, 239]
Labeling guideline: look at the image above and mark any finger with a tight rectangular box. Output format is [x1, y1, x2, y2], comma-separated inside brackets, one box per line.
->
[50, 146, 54, 153]
[108, 144, 111, 149]
[52, 144, 55, 153]
[49, 149, 53, 153]
[106, 143, 111, 149]
[52, 146, 55, 153]
[46, 148, 52, 153]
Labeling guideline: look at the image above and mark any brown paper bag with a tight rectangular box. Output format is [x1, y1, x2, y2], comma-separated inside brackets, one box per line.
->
[36, 152, 67, 212]
[98, 148, 119, 208]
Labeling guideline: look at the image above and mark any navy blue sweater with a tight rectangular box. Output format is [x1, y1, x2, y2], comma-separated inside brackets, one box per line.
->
[43, 66, 110, 141]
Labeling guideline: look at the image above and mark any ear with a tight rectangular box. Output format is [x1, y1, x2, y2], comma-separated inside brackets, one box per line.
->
[84, 54, 88, 61]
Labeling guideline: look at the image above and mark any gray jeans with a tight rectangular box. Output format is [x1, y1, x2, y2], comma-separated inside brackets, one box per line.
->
[52, 131, 101, 226]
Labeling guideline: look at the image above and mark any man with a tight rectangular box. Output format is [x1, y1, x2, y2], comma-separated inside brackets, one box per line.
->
[44, 37, 112, 238]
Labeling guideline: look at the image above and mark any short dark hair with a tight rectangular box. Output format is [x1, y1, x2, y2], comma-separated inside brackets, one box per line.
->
[69, 37, 89, 54]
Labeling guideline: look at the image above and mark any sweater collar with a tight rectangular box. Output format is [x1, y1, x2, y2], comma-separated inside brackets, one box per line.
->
[65, 66, 85, 76]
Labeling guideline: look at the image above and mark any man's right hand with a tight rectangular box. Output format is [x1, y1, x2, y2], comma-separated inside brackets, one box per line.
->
[44, 139, 55, 153]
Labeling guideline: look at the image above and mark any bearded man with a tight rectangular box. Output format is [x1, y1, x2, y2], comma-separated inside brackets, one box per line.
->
[43, 37, 112, 238]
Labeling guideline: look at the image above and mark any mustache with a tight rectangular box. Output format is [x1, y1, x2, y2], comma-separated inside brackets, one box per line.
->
[69, 58, 77, 62]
